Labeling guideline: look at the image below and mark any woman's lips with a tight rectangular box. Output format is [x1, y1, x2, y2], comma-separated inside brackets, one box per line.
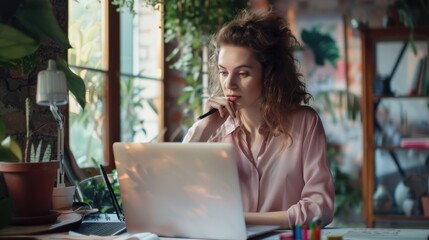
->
[228, 96, 240, 102]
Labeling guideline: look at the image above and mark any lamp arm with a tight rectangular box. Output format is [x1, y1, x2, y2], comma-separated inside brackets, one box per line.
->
[50, 104, 65, 187]
[50, 105, 64, 128]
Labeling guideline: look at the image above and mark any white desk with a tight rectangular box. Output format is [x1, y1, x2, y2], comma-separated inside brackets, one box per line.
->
[260, 228, 429, 240]
[1, 212, 428, 240]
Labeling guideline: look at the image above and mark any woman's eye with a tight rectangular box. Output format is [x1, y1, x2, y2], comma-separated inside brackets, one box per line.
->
[239, 72, 249, 77]
[219, 71, 228, 77]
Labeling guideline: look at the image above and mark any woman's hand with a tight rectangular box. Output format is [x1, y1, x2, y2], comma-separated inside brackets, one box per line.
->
[205, 96, 237, 119]
[184, 96, 236, 142]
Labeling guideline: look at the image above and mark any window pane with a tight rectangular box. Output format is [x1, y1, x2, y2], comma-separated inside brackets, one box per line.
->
[68, 0, 104, 70]
[120, 76, 162, 142]
[120, 2, 162, 142]
[69, 0, 106, 168]
[69, 69, 106, 167]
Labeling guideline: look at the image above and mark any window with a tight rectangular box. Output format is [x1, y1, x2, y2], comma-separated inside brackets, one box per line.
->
[68, 0, 163, 170]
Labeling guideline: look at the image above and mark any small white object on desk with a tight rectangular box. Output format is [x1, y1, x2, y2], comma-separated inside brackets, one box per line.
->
[52, 185, 76, 210]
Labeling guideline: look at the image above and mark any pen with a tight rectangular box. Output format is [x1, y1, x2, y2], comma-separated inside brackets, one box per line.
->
[197, 108, 218, 120]
[302, 224, 308, 240]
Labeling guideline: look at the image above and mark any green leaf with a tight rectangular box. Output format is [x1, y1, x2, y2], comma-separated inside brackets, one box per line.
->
[0, 119, 5, 142]
[147, 99, 158, 114]
[178, 91, 191, 105]
[0, 24, 39, 61]
[0, 60, 18, 71]
[301, 28, 340, 66]
[0, 146, 20, 162]
[1, 137, 22, 161]
[30, 142, 35, 163]
[42, 144, 51, 162]
[14, 0, 71, 49]
[56, 58, 86, 110]
[34, 141, 42, 163]
[0, 53, 38, 75]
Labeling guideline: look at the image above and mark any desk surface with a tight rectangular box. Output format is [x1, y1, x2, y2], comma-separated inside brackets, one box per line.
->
[1, 211, 429, 240]
[262, 228, 429, 240]
[0, 212, 81, 236]
[1, 228, 429, 240]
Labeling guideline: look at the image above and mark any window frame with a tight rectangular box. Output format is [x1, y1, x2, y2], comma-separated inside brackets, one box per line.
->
[66, 2, 164, 176]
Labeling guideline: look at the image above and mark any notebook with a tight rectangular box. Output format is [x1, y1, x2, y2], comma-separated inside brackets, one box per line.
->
[74, 165, 127, 236]
[113, 142, 279, 240]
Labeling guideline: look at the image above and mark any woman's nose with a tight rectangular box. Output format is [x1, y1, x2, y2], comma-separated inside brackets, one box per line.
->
[224, 75, 237, 89]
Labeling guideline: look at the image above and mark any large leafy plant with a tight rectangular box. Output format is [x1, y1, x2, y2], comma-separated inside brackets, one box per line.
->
[0, 0, 86, 109]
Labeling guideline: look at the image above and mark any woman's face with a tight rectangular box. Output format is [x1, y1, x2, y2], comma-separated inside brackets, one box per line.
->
[218, 45, 263, 110]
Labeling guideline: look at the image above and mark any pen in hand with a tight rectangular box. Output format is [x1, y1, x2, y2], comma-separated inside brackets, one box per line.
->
[198, 108, 218, 120]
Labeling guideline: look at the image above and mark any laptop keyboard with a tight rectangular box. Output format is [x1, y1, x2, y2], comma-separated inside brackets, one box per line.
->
[76, 221, 126, 236]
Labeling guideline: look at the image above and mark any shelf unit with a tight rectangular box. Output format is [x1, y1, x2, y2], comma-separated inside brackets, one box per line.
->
[361, 27, 429, 228]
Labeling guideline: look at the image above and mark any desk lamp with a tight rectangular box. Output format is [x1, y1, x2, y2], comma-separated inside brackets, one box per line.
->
[36, 59, 68, 188]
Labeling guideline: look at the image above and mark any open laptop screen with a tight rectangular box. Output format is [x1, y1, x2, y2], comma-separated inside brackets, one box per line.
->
[113, 142, 278, 239]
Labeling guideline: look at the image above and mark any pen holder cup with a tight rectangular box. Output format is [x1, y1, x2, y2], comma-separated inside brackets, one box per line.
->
[52, 186, 76, 210]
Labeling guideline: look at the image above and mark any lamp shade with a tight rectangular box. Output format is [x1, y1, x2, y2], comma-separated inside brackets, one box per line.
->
[36, 59, 68, 106]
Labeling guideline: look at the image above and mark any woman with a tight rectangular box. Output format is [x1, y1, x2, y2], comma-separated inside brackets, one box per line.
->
[182, 9, 334, 229]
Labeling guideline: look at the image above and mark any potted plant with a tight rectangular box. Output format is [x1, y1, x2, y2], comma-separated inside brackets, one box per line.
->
[0, 98, 59, 225]
[385, 0, 429, 54]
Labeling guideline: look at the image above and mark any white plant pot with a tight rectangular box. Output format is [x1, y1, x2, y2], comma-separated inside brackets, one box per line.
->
[52, 186, 76, 210]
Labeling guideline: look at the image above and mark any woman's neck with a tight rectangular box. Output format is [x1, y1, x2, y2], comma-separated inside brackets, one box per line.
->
[239, 108, 266, 160]
[239, 108, 262, 135]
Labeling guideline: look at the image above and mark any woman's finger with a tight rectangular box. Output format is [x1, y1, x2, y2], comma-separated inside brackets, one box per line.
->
[205, 97, 236, 118]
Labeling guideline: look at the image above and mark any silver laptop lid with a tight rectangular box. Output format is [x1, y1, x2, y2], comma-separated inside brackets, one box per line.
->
[113, 142, 247, 240]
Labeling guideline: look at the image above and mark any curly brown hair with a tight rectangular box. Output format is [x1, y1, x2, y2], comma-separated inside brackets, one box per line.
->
[208, 9, 311, 136]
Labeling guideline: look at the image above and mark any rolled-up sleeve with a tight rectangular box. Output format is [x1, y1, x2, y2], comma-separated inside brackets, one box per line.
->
[182, 122, 198, 143]
[182, 120, 215, 143]
[286, 109, 334, 227]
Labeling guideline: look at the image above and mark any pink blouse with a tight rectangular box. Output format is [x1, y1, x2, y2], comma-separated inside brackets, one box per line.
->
[182, 106, 334, 228]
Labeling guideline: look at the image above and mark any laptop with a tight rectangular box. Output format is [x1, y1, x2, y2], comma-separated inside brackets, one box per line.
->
[74, 165, 127, 236]
[113, 142, 279, 240]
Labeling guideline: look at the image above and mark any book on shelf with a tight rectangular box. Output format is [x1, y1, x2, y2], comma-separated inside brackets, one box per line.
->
[400, 137, 429, 148]
[420, 56, 428, 96]
[409, 56, 428, 96]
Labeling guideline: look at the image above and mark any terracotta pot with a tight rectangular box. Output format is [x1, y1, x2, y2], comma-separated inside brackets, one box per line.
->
[0, 161, 59, 217]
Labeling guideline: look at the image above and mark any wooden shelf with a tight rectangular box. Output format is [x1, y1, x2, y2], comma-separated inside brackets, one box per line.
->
[374, 95, 429, 99]
[361, 27, 429, 228]
[373, 215, 429, 221]
[374, 146, 429, 150]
